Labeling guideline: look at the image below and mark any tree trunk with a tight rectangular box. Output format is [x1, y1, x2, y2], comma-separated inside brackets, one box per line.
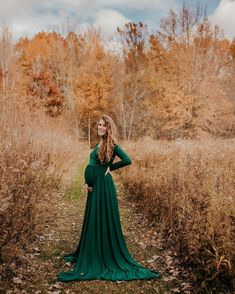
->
[128, 97, 137, 140]
[88, 116, 91, 147]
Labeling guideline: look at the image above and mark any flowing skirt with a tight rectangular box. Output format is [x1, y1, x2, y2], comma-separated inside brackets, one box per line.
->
[57, 164, 161, 282]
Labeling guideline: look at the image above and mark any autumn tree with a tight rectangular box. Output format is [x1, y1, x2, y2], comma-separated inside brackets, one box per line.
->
[61, 31, 86, 136]
[0, 27, 16, 97]
[15, 32, 66, 117]
[224, 39, 235, 108]
[149, 3, 234, 138]
[2, 12, 234, 141]
[117, 22, 160, 140]
[73, 28, 117, 143]
[0, 26, 21, 124]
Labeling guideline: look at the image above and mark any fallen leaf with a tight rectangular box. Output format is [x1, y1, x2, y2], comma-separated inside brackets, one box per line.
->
[13, 277, 22, 284]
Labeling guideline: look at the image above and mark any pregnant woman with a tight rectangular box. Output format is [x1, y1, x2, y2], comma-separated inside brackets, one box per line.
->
[57, 114, 161, 282]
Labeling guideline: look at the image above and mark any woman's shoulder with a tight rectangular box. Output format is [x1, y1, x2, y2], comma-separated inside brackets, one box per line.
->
[90, 143, 99, 149]
[113, 143, 121, 153]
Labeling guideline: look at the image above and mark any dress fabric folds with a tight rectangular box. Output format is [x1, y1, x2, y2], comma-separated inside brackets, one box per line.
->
[57, 143, 161, 282]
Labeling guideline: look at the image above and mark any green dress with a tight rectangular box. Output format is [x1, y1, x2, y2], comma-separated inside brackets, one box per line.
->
[57, 143, 161, 282]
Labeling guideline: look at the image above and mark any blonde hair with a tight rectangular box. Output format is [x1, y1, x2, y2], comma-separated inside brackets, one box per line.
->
[96, 114, 118, 164]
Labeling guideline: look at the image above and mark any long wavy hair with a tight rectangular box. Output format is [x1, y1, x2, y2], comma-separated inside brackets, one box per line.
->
[96, 114, 118, 164]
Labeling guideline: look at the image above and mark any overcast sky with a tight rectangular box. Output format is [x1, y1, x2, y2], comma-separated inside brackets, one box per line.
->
[0, 0, 234, 41]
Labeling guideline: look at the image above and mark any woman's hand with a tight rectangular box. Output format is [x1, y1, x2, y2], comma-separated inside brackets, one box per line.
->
[84, 183, 93, 192]
[105, 166, 112, 176]
[87, 186, 93, 192]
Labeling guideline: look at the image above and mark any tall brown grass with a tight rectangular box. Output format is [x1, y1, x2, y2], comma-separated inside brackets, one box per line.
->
[121, 137, 235, 291]
[0, 97, 84, 283]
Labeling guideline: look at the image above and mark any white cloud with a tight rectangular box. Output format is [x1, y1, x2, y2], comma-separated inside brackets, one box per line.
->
[94, 9, 131, 37]
[0, 0, 35, 19]
[209, 0, 235, 40]
[10, 12, 62, 40]
[77, 0, 175, 12]
[0, 0, 82, 40]
[3, 0, 229, 41]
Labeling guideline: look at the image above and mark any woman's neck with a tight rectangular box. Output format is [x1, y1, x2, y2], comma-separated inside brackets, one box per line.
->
[98, 137, 106, 147]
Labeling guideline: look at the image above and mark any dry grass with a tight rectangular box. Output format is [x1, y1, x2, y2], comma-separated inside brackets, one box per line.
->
[1, 92, 234, 292]
[0, 98, 86, 284]
[120, 136, 235, 292]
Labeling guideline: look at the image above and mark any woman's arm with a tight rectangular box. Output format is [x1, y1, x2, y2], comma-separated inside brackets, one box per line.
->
[109, 145, 132, 171]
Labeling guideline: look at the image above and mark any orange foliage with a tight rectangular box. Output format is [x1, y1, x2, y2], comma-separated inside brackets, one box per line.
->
[1, 3, 233, 139]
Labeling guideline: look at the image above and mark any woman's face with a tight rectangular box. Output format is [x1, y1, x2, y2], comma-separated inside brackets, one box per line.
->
[98, 119, 107, 136]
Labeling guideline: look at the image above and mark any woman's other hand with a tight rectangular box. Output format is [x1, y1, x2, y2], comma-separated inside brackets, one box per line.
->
[105, 166, 112, 176]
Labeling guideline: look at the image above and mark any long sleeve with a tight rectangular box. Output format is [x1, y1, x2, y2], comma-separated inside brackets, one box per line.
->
[109, 145, 132, 171]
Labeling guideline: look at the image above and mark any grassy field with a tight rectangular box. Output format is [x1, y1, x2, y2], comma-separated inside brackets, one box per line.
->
[1, 133, 234, 293]
[1, 163, 192, 293]
[120, 137, 235, 293]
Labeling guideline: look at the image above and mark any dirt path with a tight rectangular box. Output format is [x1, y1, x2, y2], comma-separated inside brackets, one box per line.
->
[5, 175, 192, 294]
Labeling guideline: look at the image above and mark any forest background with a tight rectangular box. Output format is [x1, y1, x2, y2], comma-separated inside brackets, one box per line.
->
[0, 3, 234, 293]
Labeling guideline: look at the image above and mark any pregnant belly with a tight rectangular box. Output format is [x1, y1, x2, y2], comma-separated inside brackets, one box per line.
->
[84, 164, 99, 187]
[84, 164, 110, 187]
